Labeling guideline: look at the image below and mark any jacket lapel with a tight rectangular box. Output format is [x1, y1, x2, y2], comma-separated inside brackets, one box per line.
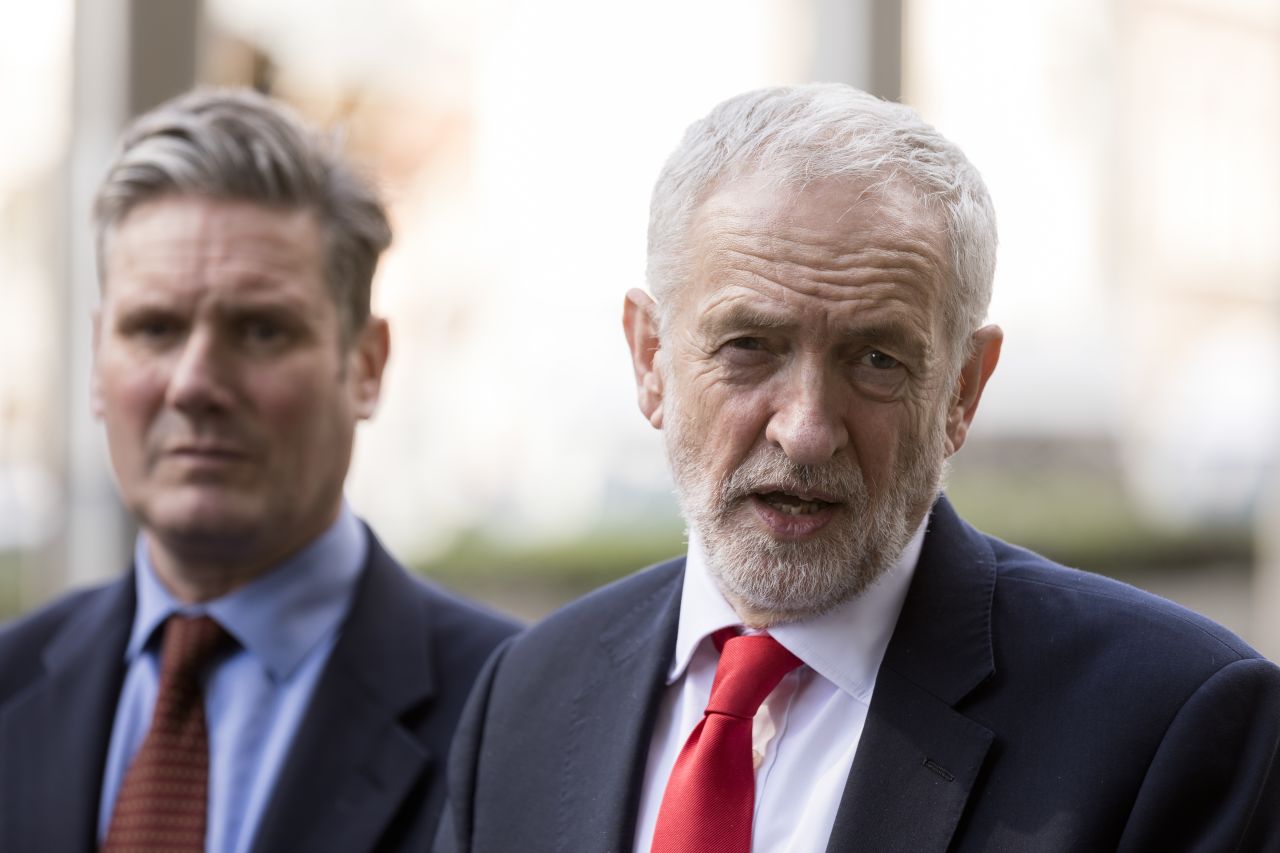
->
[249, 541, 436, 853]
[825, 497, 997, 853]
[555, 559, 683, 853]
[0, 579, 133, 852]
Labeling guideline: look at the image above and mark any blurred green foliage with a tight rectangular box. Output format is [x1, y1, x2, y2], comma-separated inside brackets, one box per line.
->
[415, 521, 687, 620]
[0, 551, 21, 620]
[419, 522, 686, 587]
[945, 444, 1252, 577]
[4, 438, 1252, 624]
[418, 453, 1252, 619]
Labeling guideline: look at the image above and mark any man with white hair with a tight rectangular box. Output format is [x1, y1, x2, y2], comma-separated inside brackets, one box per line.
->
[438, 84, 1280, 851]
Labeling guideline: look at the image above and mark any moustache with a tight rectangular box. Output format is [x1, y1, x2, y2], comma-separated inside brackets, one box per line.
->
[718, 452, 867, 506]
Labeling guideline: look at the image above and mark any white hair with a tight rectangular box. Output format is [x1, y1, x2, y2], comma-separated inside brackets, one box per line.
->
[646, 83, 997, 368]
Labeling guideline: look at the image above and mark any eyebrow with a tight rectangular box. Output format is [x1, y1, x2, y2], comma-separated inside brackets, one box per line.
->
[700, 305, 927, 354]
[836, 322, 927, 355]
[108, 287, 321, 323]
[699, 304, 798, 336]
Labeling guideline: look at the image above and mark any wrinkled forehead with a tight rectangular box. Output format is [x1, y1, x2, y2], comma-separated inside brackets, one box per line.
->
[669, 172, 952, 316]
[690, 170, 945, 247]
[99, 193, 328, 272]
[98, 195, 330, 307]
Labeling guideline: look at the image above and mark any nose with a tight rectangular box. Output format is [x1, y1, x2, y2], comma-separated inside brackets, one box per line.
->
[764, 363, 849, 466]
[165, 329, 234, 415]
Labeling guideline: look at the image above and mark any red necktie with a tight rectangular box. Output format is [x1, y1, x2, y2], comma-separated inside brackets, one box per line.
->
[651, 630, 802, 853]
[103, 614, 230, 852]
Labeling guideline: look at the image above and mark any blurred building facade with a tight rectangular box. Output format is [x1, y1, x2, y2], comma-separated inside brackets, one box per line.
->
[1, 0, 1276, 647]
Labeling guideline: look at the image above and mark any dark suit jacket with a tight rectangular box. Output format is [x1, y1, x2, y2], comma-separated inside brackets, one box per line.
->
[0, 526, 518, 853]
[439, 497, 1280, 852]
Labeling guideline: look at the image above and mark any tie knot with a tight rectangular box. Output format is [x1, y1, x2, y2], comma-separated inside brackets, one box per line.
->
[159, 614, 231, 685]
[705, 632, 802, 720]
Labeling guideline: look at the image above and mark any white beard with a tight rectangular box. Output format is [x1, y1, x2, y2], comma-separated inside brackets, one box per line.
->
[664, 398, 947, 625]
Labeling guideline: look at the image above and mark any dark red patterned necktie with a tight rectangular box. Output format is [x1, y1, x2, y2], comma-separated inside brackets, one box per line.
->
[103, 614, 229, 852]
[651, 630, 802, 853]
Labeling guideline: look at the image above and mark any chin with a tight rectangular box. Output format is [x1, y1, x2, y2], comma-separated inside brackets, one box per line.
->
[706, 528, 864, 617]
[699, 496, 914, 621]
[141, 494, 265, 552]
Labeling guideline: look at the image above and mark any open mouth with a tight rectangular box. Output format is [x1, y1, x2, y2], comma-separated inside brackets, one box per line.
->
[747, 489, 842, 539]
[756, 491, 836, 516]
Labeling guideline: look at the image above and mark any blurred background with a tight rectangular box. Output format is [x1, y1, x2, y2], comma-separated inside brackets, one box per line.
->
[1, 0, 1277, 653]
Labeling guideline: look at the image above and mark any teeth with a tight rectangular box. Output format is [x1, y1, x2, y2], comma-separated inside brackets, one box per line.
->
[763, 496, 826, 515]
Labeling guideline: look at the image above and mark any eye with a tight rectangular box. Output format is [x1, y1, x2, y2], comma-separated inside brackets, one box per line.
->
[236, 315, 295, 349]
[851, 348, 908, 398]
[717, 336, 776, 366]
[242, 319, 283, 342]
[861, 350, 900, 370]
[119, 312, 184, 346]
[140, 318, 178, 338]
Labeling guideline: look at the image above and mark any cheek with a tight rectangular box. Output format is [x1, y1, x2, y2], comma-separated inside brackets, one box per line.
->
[846, 402, 917, 485]
[692, 386, 772, 470]
[249, 367, 353, 444]
[889, 397, 946, 471]
[720, 394, 770, 446]
[98, 358, 166, 433]
[255, 380, 331, 431]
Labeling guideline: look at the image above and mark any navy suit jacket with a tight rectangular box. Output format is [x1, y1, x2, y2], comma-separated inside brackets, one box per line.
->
[440, 497, 1280, 852]
[0, 527, 518, 853]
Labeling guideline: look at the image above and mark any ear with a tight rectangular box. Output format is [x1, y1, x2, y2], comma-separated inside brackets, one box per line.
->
[944, 324, 1002, 456]
[90, 309, 105, 419]
[622, 288, 665, 429]
[348, 316, 391, 419]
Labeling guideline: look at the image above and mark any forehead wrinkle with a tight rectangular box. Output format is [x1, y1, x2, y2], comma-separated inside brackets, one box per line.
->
[747, 234, 938, 269]
[684, 179, 951, 341]
[705, 248, 937, 310]
[695, 183, 949, 276]
[705, 212, 943, 273]
[107, 195, 323, 269]
[108, 260, 320, 311]
[108, 218, 325, 304]
[696, 287, 800, 335]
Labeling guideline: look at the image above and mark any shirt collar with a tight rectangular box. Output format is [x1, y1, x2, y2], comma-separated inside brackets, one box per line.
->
[126, 503, 367, 682]
[672, 515, 927, 704]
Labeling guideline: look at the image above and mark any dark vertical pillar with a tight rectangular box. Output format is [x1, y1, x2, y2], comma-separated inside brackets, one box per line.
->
[868, 0, 902, 102]
[40, 0, 203, 605]
[127, 0, 204, 116]
[810, 0, 903, 102]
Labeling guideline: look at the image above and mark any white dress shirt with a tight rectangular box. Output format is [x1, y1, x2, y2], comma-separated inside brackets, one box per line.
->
[632, 520, 926, 853]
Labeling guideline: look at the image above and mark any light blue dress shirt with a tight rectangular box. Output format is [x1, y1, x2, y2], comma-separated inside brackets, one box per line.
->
[97, 504, 366, 853]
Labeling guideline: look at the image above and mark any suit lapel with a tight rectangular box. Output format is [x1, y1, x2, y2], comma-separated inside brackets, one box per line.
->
[824, 670, 994, 853]
[826, 497, 997, 853]
[555, 560, 683, 853]
[0, 579, 133, 852]
[250, 541, 436, 853]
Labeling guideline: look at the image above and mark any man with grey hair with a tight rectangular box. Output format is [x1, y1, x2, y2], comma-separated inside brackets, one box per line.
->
[0, 88, 517, 852]
[439, 84, 1280, 851]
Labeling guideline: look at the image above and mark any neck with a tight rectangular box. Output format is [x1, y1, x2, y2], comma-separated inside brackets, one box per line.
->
[142, 506, 343, 604]
[145, 526, 323, 604]
[148, 549, 276, 604]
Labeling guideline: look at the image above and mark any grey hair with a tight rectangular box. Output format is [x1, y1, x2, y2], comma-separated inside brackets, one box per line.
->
[646, 83, 997, 368]
[93, 87, 391, 341]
